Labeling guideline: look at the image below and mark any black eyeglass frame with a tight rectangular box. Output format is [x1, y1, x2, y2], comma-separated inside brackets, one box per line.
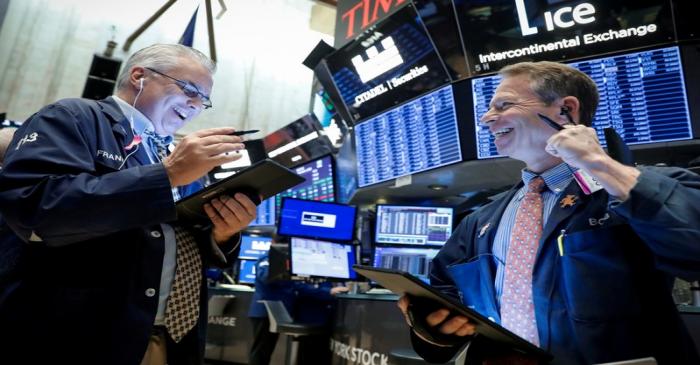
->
[144, 67, 212, 109]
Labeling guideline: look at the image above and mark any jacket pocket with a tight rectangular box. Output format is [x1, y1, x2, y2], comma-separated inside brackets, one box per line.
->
[447, 257, 492, 318]
[559, 224, 642, 322]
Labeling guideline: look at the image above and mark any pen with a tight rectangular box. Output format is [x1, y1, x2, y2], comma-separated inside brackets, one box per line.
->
[537, 113, 564, 131]
[229, 129, 260, 136]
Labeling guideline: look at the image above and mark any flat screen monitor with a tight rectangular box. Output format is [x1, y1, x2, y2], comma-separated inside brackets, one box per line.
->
[454, 0, 676, 76]
[237, 259, 256, 284]
[290, 237, 357, 280]
[355, 84, 462, 187]
[372, 246, 439, 284]
[326, 2, 451, 121]
[238, 234, 272, 260]
[375, 205, 453, 246]
[472, 46, 693, 159]
[413, 0, 469, 80]
[263, 114, 334, 168]
[249, 197, 276, 226]
[278, 198, 356, 242]
[335, 132, 358, 204]
[275, 155, 335, 211]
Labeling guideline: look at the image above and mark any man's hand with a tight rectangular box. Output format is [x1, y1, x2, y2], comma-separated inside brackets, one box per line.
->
[204, 193, 257, 244]
[330, 286, 350, 295]
[546, 125, 640, 200]
[163, 127, 245, 187]
[397, 295, 475, 339]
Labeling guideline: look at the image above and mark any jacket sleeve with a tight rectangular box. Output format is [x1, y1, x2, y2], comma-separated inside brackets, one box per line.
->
[0, 103, 176, 246]
[409, 216, 477, 362]
[610, 166, 700, 281]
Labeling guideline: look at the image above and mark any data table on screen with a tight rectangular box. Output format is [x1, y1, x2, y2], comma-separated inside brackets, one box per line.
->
[472, 46, 693, 159]
[355, 85, 462, 187]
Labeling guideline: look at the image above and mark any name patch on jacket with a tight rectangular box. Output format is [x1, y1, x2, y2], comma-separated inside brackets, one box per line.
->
[96, 149, 124, 162]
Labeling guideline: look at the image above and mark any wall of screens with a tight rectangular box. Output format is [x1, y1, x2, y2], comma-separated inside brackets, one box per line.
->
[472, 46, 693, 159]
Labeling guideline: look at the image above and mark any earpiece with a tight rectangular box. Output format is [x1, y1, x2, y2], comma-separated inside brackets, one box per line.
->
[139, 78, 144, 90]
[560, 106, 575, 124]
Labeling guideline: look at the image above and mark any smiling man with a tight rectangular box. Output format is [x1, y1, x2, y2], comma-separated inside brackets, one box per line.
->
[0, 44, 257, 365]
[398, 61, 700, 364]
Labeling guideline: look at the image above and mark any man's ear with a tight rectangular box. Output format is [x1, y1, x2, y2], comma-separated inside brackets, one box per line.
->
[559, 96, 580, 124]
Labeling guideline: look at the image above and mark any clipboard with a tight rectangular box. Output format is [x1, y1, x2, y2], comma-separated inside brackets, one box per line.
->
[176, 159, 305, 224]
[352, 265, 552, 361]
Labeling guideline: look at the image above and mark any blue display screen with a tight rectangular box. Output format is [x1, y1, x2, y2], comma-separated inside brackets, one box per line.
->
[278, 198, 356, 241]
[275, 155, 335, 211]
[238, 235, 272, 260]
[355, 84, 462, 187]
[375, 205, 454, 246]
[290, 237, 357, 279]
[472, 46, 693, 159]
[249, 197, 276, 226]
[372, 246, 439, 284]
[238, 259, 256, 284]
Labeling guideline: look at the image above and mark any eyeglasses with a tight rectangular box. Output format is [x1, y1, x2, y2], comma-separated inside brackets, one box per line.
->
[145, 67, 212, 109]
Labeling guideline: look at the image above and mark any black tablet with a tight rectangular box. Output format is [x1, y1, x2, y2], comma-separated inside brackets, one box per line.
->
[176, 159, 305, 225]
[352, 265, 552, 361]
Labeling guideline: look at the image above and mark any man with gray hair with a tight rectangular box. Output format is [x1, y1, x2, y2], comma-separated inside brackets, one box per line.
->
[398, 61, 700, 364]
[0, 44, 257, 365]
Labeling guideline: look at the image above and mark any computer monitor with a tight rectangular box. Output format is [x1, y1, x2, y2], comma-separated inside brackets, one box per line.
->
[472, 46, 693, 159]
[278, 198, 356, 242]
[263, 114, 334, 168]
[289, 237, 357, 280]
[275, 155, 335, 211]
[326, 2, 451, 121]
[238, 234, 272, 260]
[375, 205, 454, 246]
[354, 84, 462, 187]
[372, 246, 440, 284]
[249, 197, 276, 227]
[237, 259, 256, 284]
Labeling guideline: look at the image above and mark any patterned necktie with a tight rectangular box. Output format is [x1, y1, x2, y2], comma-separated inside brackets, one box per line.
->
[501, 176, 546, 346]
[142, 129, 170, 161]
[164, 226, 203, 343]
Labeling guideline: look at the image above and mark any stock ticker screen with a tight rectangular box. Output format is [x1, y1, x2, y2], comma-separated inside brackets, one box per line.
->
[355, 84, 462, 187]
[375, 205, 454, 246]
[275, 155, 335, 211]
[372, 246, 439, 284]
[472, 46, 693, 159]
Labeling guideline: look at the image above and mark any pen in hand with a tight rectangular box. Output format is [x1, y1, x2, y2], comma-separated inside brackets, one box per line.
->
[537, 113, 565, 131]
[228, 129, 260, 136]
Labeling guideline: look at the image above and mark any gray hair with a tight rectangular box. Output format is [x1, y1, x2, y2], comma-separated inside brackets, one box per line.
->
[499, 61, 599, 126]
[116, 44, 216, 90]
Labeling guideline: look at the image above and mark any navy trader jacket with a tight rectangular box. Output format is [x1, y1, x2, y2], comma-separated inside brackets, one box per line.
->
[411, 167, 700, 365]
[0, 97, 238, 365]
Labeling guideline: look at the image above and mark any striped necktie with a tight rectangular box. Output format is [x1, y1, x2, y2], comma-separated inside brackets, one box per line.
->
[500, 176, 545, 346]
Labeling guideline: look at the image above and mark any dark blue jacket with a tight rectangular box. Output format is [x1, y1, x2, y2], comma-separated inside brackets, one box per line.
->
[0, 97, 236, 365]
[412, 167, 700, 365]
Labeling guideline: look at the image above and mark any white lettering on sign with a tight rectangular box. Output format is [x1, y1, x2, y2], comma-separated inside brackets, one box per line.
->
[330, 339, 388, 365]
[352, 35, 403, 83]
[516, 0, 596, 36]
[208, 316, 237, 327]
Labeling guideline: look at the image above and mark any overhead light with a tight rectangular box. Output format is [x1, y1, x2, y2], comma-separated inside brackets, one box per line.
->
[428, 184, 447, 191]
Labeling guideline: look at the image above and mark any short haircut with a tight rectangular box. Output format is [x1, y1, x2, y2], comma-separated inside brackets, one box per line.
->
[116, 44, 216, 90]
[499, 61, 599, 126]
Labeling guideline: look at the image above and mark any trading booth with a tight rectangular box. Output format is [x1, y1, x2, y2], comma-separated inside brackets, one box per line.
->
[205, 0, 700, 364]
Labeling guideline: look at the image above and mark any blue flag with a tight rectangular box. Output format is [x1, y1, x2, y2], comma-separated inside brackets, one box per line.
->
[179, 6, 199, 46]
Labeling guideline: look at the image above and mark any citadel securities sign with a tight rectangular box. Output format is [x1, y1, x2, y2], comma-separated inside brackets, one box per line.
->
[453, 0, 677, 74]
[334, 0, 406, 47]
